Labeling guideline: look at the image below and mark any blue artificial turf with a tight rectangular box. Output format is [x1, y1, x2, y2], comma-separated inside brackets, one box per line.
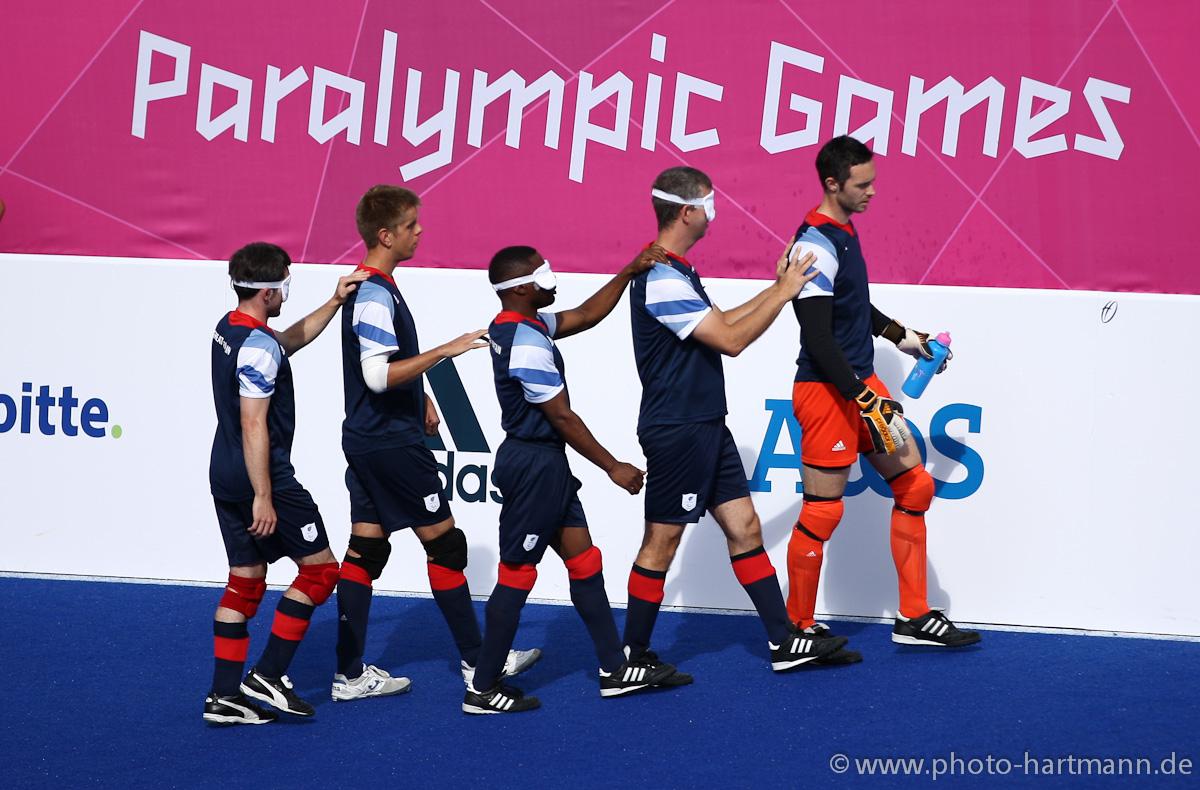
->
[2, 576, 1197, 788]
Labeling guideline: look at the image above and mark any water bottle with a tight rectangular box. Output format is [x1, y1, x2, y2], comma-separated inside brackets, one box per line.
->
[901, 332, 951, 399]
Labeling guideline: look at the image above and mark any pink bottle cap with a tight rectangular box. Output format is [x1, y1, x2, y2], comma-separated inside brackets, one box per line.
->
[935, 332, 952, 346]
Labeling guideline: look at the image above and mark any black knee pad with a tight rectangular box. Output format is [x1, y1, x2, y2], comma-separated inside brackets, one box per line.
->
[346, 535, 391, 580]
[422, 527, 467, 572]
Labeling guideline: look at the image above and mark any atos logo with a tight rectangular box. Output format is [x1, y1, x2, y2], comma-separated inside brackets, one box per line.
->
[748, 400, 984, 500]
[0, 383, 123, 439]
[424, 360, 502, 504]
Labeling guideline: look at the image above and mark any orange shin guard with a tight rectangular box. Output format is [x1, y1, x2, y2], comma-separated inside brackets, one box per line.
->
[889, 466, 935, 618]
[786, 496, 843, 627]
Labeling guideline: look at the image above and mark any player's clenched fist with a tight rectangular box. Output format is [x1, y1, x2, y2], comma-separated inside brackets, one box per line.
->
[608, 462, 645, 495]
[854, 386, 910, 455]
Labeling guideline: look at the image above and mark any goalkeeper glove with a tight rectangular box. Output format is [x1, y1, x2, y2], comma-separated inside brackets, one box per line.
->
[855, 385, 910, 455]
[881, 319, 950, 372]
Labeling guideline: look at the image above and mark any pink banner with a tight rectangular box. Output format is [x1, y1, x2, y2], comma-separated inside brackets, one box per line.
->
[2, 0, 1197, 293]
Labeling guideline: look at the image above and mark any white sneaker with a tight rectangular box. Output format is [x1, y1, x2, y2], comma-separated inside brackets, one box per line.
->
[331, 663, 412, 702]
[461, 647, 543, 686]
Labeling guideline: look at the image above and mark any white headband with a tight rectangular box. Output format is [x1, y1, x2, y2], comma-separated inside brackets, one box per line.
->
[651, 188, 716, 221]
[493, 261, 556, 292]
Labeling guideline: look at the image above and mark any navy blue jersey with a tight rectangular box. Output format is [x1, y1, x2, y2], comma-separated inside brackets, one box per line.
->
[630, 253, 727, 433]
[488, 310, 566, 446]
[341, 265, 426, 456]
[209, 311, 298, 500]
[790, 210, 875, 382]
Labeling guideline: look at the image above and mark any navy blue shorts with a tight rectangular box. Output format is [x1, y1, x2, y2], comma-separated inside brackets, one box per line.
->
[493, 439, 587, 564]
[214, 480, 329, 566]
[640, 419, 750, 524]
[345, 444, 451, 533]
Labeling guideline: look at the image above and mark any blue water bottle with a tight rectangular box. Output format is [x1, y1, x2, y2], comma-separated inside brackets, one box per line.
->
[902, 332, 952, 399]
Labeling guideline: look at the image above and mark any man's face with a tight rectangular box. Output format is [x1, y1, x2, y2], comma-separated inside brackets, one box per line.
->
[265, 267, 289, 318]
[384, 206, 422, 260]
[529, 253, 556, 308]
[832, 161, 876, 214]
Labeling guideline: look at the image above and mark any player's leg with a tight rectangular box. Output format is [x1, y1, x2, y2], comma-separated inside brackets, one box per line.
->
[411, 516, 484, 666]
[787, 465, 849, 628]
[556, 526, 681, 696]
[623, 521, 683, 658]
[205, 498, 276, 725]
[787, 380, 857, 630]
[865, 387, 980, 648]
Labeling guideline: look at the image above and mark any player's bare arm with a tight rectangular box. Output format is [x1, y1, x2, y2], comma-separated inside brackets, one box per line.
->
[369, 329, 489, 391]
[277, 270, 370, 355]
[690, 245, 817, 357]
[239, 395, 276, 537]
[553, 245, 669, 339]
[536, 390, 644, 495]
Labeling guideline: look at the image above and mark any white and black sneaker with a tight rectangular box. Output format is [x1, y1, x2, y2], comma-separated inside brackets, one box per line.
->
[599, 652, 681, 697]
[800, 622, 863, 666]
[462, 683, 541, 715]
[331, 663, 412, 702]
[460, 647, 543, 687]
[240, 667, 314, 716]
[203, 691, 278, 725]
[892, 610, 981, 647]
[769, 628, 848, 671]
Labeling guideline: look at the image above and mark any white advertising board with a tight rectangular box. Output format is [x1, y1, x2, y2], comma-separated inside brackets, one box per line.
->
[1, 254, 1196, 636]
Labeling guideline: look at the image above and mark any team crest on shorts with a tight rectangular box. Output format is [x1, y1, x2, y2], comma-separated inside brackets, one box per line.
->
[424, 493, 440, 512]
[301, 523, 318, 542]
[523, 534, 539, 551]
[681, 493, 698, 511]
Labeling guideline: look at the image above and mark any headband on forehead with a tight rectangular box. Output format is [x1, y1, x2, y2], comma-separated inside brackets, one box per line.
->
[232, 273, 292, 301]
[493, 261, 556, 292]
[651, 188, 716, 221]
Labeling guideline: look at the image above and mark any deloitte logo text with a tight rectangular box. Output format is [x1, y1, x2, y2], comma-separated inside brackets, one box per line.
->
[0, 383, 122, 439]
[424, 361, 501, 504]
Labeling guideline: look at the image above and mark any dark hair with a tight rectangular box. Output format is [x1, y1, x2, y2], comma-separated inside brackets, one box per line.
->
[651, 166, 712, 230]
[488, 245, 540, 286]
[356, 185, 421, 248]
[229, 242, 290, 301]
[815, 135, 873, 187]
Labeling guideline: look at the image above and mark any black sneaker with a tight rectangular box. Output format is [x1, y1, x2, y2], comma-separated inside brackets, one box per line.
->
[240, 667, 315, 716]
[770, 629, 848, 671]
[892, 610, 982, 647]
[203, 691, 278, 725]
[462, 683, 541, 715]
[800, 622, 863, 666]
[627, 648, 695, 688]
[599, 652, 682, 698]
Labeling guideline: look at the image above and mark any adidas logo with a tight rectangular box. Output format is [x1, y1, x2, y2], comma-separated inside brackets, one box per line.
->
[806, 550, 817, 557]
[831, 440, 846, 451]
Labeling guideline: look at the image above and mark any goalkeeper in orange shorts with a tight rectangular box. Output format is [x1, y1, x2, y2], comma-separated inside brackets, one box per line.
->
[785, 136, 981, 657]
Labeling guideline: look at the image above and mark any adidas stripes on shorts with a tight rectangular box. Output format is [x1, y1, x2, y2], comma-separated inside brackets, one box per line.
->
[792, 372, 891, 467]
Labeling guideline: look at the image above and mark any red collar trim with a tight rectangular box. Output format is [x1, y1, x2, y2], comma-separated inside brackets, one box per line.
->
[493, 310, 547, 331]
[806, 209, 856, 237]
[646, 242, 692, 268]
[228, 310, 273, 333]
[356, 263, 396, 285]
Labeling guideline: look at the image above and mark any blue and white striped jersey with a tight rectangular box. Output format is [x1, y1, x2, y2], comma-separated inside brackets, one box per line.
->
[209, 310, 298, 501]
[489, 310, 566, 445]
[341, 266, 426, 455]
[789, 210, 876, 383]
[629, 253, 727, 433]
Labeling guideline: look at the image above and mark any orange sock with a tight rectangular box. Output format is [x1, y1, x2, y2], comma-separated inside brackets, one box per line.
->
[785, 496, 843, 627]
[888, 466, 935, 618]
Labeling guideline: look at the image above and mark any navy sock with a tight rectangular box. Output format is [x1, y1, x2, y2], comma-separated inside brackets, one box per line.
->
[212, 620, 249, 696]
[731, 546, 792, 644]
[570, 572, 624, 673]
[256, 596, 314, 678]
[335, 563, 374, 679]
[429, 573, 483, 667]
[473, 584, 531, 691]
[623, 564, 666, 658]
